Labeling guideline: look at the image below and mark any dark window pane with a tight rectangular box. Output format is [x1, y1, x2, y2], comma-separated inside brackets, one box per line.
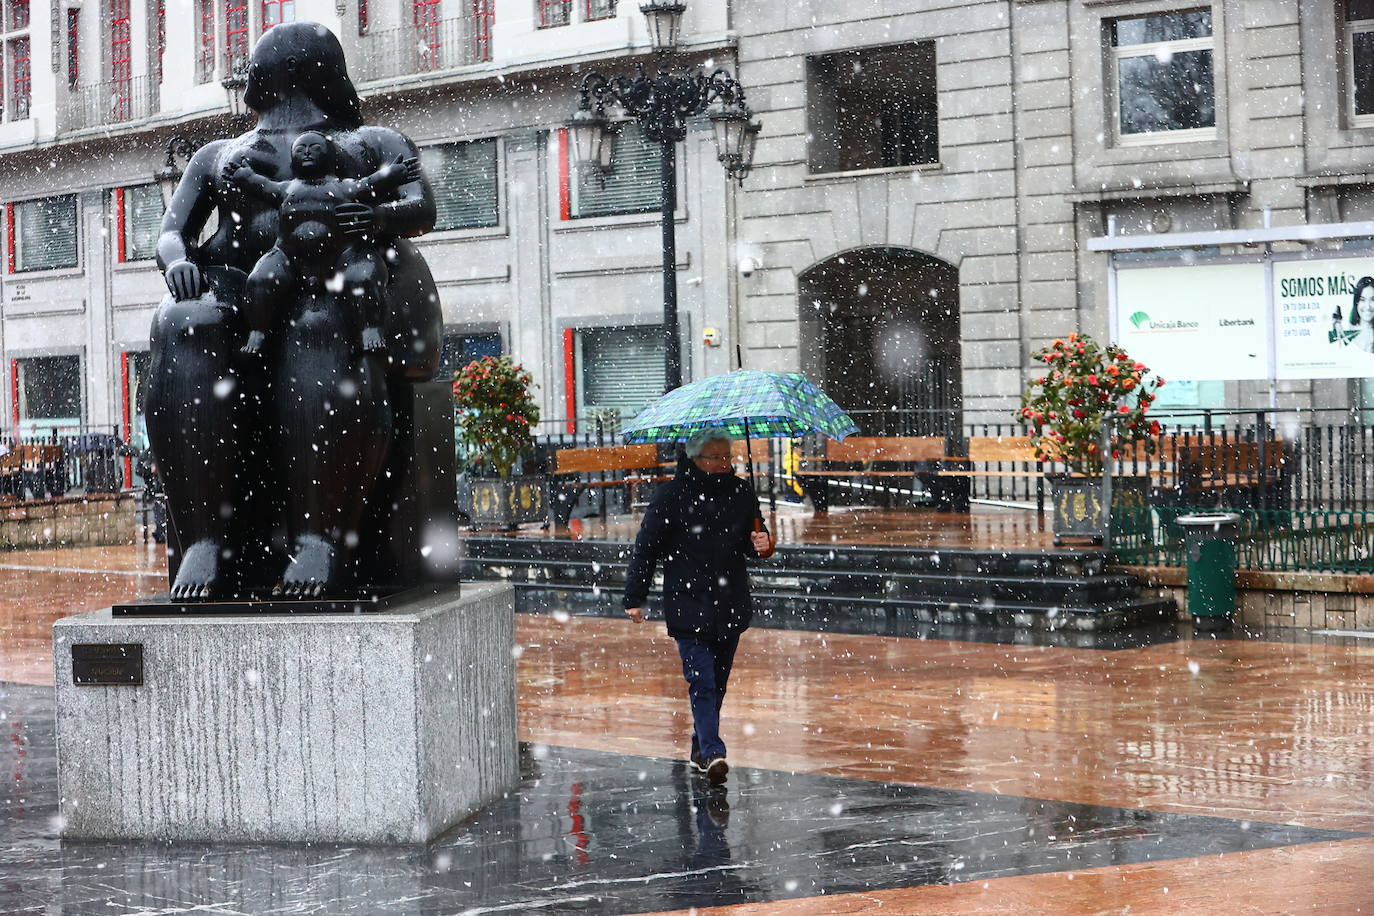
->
[14, 195, 78, 272]
[571, 122, 663, 218]
[579, 326, 664, 418]
[1350, 0, 1374, 21]
[1356, 31, 1374, 115]
[18, 355, 81, 423]
[1118, 48, 1216, 134]
[439, 333, 502, 379]
[806, 42, 938, 173]
[421, 139, 499, 231]
[123, 184, 163, 261]
[1113, 10, 1212, 46]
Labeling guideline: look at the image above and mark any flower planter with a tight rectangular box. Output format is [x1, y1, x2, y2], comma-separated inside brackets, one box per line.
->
[1048, 475, 1150, 546]
[458, 474, 548, 531]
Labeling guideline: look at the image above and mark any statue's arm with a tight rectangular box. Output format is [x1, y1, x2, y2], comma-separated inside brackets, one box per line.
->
[359, 127, 436, 237]
[231, 168, 287, 205]
[156, 140, 225, 272]
[359, 155, 422, 199]
[157, 140, 226, 300]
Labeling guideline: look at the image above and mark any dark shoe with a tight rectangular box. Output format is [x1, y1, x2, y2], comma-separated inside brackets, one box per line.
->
[705, 757, 729, 784]
[705, 792, 730, 827]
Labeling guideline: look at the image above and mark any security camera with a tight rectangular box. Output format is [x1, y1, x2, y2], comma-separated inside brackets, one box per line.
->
[738, 257, 760, 277]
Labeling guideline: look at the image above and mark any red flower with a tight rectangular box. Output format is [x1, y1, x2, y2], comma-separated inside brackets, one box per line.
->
[1087, 374, 1098, 385]
[1118, 405, 1131, 414]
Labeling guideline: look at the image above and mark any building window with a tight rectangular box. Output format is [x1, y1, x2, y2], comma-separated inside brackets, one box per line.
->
[472, 0, 493, 61]
[118, 184, 164, 263]
[575, 326, 664, 418]
[14, 355, 82, 428]
[154, 0, 166, 85]
[225, 0, 249, 73]
[537, 0, 571, 28]
[1348, 1, 1374, 126]
[0, 0, 28, 122]
[8, 196, 79, 273]
[1110, 9, 1216, 143]
[262, 0, 294, 29]
[439, 332, 502, 379]
[196, 0, 214, 83]
[420, 139, 499, 232]
[413, 0, 441, 71]
[66, 8, 78, 89]
[585, 0, 614, 21]
[109, 0, 132, 120]
[806, 42, 939, 174]
[565, 122, 663, 219]
[358, 0, 368, 34]
[6, 35, 25, 120]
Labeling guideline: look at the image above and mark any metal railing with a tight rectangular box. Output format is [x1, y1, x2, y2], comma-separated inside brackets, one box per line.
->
[63, 75, 158, 132]
[0, 425, 130, 499]
[1112, 506, 1374, 574]
[353, 16, 492, 85]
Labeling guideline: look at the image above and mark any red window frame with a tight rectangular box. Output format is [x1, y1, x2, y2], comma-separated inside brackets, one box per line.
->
[66, 8, 78, 89]
[584, 0, 614, 21]
[225, 0, 250, 72]
[108, 0, 132, 121]
[358, 0, 368, 35]
[8, 0, 27, 31]
[471, 0, 492, 61]
[262, 0, 293, 29]
[413, 0, 441, 71]
[8, 36, 28, 121]
[154, 0, 166, 84]
[120, 352, 132, 487]
[537, 0, 570, 28]
[114, 187, 127, 263]
[196, 0, 215, 83]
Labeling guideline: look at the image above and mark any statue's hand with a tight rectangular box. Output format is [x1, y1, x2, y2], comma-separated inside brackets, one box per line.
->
[165, 259, 203, 301]
[219, 160, 250, 186]
[336, 202, 377, 238]
[399, 155, 422, 184]
[361, 326, 386, 354]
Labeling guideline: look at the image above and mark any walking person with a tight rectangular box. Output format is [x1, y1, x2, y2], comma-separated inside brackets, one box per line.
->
[623, 429, 775, 784]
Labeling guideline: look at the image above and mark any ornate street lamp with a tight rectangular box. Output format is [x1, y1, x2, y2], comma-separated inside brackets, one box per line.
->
[222, 66, 249, 121]
[639, 0, 686, 53]
[569, 2, 759, 392]
[155, 136, 201, 208]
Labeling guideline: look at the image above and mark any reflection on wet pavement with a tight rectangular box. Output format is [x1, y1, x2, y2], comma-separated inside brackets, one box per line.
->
[0, 680, 1359, 915]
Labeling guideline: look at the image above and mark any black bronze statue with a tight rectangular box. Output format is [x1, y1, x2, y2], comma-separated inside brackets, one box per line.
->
[144, 22, 452, 605]
[223, 131, 421, 358]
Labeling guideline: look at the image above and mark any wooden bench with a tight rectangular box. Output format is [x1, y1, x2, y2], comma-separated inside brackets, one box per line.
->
[552, 444, 674, 524]
[796, 436, 971, 511]
[0, 444, 65, 502]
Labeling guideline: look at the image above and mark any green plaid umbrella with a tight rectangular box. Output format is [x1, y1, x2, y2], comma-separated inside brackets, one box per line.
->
[621, 370, 858, 445]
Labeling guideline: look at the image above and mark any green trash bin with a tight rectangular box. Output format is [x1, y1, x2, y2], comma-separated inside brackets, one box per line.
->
[1175, 512, 1241, 631]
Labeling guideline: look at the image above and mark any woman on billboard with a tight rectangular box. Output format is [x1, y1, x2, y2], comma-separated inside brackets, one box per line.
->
[1348, 277, 1374, 353]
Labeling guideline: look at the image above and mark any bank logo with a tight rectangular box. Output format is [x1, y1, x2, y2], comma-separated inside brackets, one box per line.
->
[1129, 311, 1150, 329]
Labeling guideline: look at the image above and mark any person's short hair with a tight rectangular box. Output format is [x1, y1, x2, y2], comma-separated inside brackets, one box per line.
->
[685, 428, 733, 458]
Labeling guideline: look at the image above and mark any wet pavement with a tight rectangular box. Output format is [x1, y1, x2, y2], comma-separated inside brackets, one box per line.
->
[3, 545, 1374, 913]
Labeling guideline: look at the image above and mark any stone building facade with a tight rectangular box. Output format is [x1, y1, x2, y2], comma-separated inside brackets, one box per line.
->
[0, 0, 1369, 443]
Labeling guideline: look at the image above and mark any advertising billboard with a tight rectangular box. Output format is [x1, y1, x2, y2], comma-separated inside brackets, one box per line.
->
[1272, 258, 1374, 379]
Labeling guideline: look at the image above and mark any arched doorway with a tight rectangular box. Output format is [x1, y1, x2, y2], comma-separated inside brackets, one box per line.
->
[798, 247, 961, 435]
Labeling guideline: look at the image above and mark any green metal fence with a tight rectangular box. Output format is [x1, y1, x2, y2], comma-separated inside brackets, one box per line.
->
[1111, 507, 1374, 574]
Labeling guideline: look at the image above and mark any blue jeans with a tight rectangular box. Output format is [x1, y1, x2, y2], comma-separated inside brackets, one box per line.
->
[676, 634, 740, 761]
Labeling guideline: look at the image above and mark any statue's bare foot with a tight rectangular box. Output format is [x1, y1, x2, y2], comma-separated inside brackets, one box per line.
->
[240, 331, 266, 356]
[170, 539, 222, 599]
[277, 534, 337, 598]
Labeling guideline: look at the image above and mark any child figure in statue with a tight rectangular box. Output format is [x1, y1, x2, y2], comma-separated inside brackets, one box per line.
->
[221, 130, 422, 357]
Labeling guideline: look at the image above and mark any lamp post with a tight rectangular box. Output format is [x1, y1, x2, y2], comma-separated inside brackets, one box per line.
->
[567, 0, 760, 392]
[155, 136, 201, 208]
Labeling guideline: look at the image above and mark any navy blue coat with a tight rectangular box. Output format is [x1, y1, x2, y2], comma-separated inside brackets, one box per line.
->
[622, 455, 770, 640]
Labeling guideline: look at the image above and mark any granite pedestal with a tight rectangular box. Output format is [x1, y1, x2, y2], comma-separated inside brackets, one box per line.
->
[52, 582, 516, 845]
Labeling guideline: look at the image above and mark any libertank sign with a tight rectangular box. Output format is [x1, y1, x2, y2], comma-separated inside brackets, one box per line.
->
[1273, 258, 1374, 379]
[1114, 263, 1269, 381]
